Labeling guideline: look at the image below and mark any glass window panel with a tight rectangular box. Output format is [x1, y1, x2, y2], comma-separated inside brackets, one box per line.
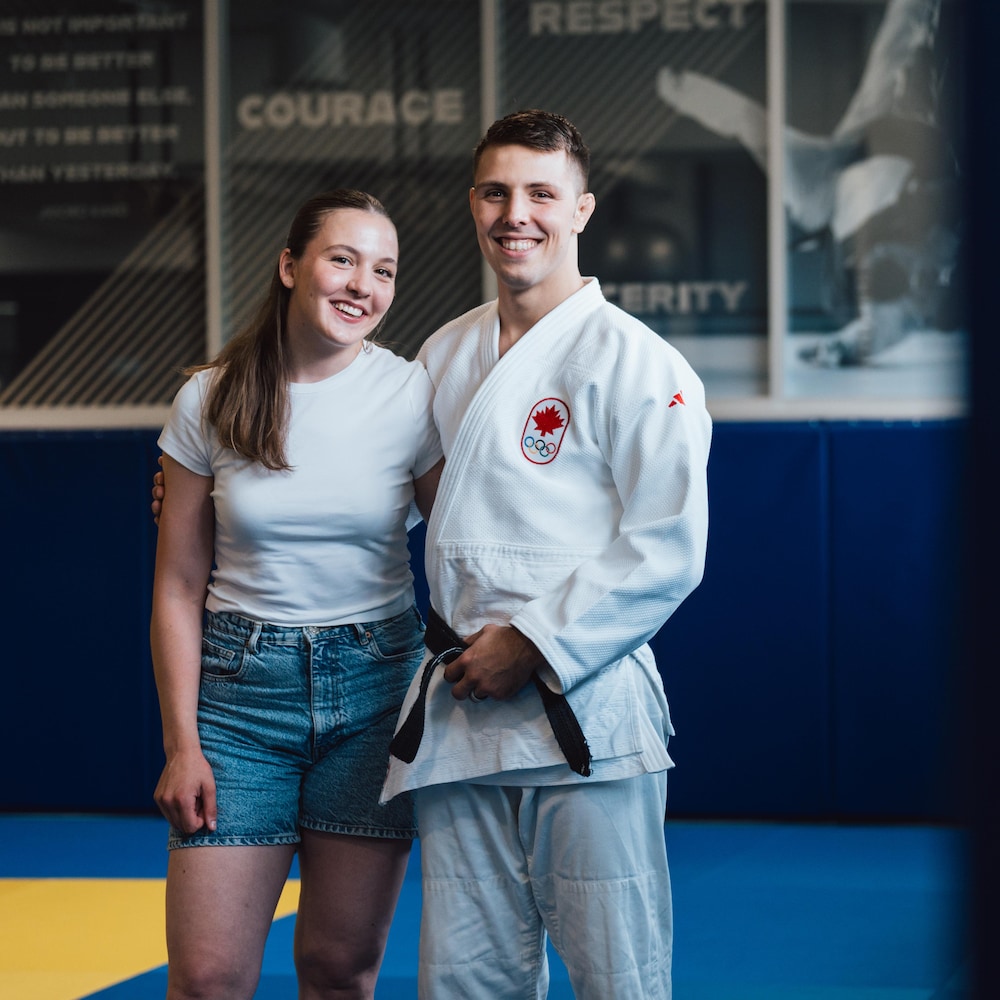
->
[0, 1, 205, 409]
[0, 0, 968, 422]
[224, 0, 482, 361]
[497, 0, 769, 398]
[783, 0, 965, 401]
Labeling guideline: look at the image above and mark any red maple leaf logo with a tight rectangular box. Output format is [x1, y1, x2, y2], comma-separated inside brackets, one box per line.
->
[532, 405, 565, 437]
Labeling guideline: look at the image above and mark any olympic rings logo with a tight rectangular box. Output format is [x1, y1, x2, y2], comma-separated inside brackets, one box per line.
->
[523, 435, 557, 458]
[520, 397, 570, 465]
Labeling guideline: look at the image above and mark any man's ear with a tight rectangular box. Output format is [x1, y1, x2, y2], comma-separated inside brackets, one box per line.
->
[572, 192, 597, 234]
[278, 248, 295, 289]
[468, 186, 476, 215]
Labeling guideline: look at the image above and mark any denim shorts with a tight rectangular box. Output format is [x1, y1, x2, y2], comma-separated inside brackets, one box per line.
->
[168, 604, 424, 849]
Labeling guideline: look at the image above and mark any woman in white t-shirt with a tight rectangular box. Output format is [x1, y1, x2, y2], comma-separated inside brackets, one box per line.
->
[150, 189, 443, 1000]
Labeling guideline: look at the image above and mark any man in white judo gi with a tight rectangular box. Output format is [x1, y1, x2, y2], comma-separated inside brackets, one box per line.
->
[383, 109, 713, 999]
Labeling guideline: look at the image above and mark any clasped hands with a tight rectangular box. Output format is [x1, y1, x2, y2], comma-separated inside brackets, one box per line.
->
[444, 624, 544, 703]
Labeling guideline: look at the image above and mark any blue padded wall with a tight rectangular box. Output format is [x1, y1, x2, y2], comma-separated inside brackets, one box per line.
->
[826, 422, 965, 819]
[651, 423, 832, 818]
[0, 420, 966, 820]
[0, 429, 163, 811]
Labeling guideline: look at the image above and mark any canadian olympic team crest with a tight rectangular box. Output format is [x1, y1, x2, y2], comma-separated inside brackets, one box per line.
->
[521, 397, 570, 465]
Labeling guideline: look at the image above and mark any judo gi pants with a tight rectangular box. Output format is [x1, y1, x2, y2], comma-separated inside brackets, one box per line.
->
[415, 771, 672, 999]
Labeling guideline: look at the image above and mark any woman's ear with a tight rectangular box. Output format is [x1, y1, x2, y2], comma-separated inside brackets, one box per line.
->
[278, 248, 295, 289]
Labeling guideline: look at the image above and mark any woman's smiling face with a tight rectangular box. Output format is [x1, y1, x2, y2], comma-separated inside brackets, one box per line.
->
[280, 207, 398, 378]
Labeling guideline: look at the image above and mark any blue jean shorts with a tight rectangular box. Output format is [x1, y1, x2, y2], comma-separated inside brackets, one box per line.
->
[168, 604, 424, 849]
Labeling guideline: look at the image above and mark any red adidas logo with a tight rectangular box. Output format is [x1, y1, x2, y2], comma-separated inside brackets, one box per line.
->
[668, 392, 685, 407]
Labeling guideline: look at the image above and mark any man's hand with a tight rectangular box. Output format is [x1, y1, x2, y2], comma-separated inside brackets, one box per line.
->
[151, 454, 164, 524]
[443, 624, 544, 701]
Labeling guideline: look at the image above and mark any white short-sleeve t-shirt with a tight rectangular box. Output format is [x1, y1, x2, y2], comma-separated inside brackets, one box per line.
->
[158, 343, 442, 626]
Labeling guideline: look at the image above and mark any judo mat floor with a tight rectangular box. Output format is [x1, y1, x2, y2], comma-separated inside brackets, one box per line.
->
[0, 814, 969, 999]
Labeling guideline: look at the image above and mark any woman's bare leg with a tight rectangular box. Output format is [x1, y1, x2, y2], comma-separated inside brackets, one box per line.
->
[294, 829, 412, 1000]
[165, 844, 296, 1000]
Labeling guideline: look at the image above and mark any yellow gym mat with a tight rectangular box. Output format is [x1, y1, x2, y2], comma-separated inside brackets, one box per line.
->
[0, 878, 300, 1000]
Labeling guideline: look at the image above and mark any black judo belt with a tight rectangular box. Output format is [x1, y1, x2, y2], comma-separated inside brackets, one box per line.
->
[388, 608, 592, 777]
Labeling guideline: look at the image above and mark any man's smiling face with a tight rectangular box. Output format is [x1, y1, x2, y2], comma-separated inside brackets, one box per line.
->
[470, 144, 595, 304]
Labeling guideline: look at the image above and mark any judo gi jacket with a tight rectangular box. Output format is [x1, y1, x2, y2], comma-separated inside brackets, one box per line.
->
[381, 278, 711, 799]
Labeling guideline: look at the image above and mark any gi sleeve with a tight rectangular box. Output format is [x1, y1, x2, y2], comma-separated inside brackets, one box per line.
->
[508, 336, 712, 694]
